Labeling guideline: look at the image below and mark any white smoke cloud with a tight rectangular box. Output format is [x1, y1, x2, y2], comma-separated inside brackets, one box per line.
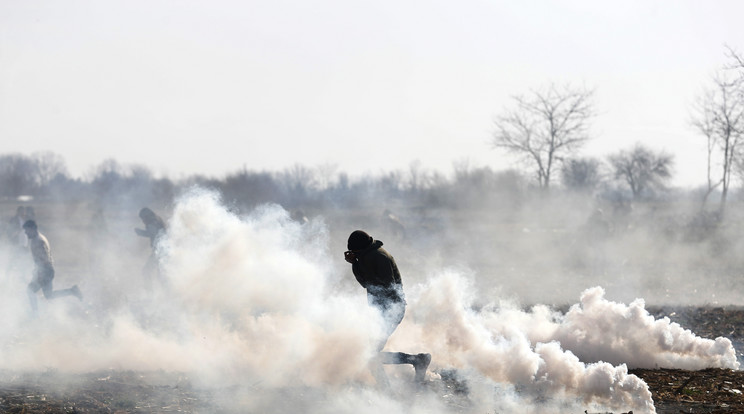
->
[0, 188, 739, 414]
[392, 272, 738, 413]
[552, 286, 740, 371]
[396, 272, 655, 413]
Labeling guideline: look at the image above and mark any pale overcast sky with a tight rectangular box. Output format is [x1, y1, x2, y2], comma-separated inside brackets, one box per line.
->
[1, 0, 742, 187]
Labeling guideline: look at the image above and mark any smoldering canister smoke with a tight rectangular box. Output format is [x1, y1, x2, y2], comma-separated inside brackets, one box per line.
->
[0, 188, 738, 413]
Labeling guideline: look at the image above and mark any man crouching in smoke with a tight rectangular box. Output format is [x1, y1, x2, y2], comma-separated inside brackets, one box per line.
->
[345, 230, 431, 386]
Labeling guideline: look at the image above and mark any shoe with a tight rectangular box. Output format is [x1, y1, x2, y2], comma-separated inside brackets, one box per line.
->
[413, 353, 431, 383]
[71, 285, 83, 301]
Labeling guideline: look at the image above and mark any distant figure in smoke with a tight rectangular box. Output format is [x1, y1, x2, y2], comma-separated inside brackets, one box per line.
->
[344, 230, 430, 385]
[382, 209, 406, 240]
[7, 206, 27, 245]
[585, 208, 611, 240]
[5, 206, 32, 279]
[135, 207, 167, 284]
[6, 206, 36, 248]
[23, 220, 83, 314]
[24, 206, 35, 222]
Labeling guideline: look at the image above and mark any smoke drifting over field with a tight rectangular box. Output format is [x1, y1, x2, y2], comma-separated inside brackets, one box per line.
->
[0, 188, 740, 413]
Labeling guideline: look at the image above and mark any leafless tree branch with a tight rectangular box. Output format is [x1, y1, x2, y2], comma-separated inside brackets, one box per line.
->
[492, 83, 595, 188]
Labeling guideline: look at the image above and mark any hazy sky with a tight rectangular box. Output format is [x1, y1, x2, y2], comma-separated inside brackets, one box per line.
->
[1, 0, 742, 187]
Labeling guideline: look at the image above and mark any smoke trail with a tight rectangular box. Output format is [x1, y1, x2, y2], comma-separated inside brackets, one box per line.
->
[393, 274, 737, 412]
[0, 187, 739, 413]
[397, 272, 656, 413]
[0, 189, 382, 385]
[552, 286, 740, 370]
[154, 188, 386, 387]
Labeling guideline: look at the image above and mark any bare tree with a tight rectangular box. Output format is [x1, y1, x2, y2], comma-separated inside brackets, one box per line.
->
[492, 83, 595, 188]
[406, 160, 439, 192]
[314, 163, 339, 191]
[88, 158, 125, 196]
[277, 164, 319, 205]
[0, 153, 38, 197]
[561, 157, 604, 193]
[608, 144, 674, 199]
[693, 96, 721, 207]
[691, 66, 744, 211]
[32, 151, 69, 190]
[222, 167, 280, 207]
[85, 159, 170, 204]
[725, 44, 744, 73]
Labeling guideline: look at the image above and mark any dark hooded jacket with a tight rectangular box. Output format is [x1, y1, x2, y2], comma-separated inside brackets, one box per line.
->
[351, 240, 405, 310]
[135, 208, 166, 249]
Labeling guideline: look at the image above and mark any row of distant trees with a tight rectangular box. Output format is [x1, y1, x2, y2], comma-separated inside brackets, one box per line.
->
[0, 153, 175, 205]
[491, 85, 674, 198]
[491, 46, 744, 213]
[0, 152, 69, 198]
[0, 145, 710, 215]
[0, 152, 527, 209]
[2, 48, 742, 213]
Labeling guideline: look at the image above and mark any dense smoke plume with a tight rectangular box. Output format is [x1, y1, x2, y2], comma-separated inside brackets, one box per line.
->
[0, 188, 739, 413]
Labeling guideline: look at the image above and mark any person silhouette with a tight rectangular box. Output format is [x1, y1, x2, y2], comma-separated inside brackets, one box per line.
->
[344, 229, 431, 385]
[23, 220, 83, 314]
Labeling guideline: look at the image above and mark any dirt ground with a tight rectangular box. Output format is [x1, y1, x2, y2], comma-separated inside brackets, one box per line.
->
[0, 306, 743, 414]
[628, 306, 744, 414]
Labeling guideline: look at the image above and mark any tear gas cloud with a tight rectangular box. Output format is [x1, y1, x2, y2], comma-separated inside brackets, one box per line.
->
[0, 188, 739, 413]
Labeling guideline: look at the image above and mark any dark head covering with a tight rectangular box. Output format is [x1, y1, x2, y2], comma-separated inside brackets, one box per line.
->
[139, 207, 155, 221]
[22, 219, 37, 230]
[348, 230, 373, 251]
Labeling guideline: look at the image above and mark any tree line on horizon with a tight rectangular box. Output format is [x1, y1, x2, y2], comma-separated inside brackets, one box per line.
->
[1, 48, 742, 217]
[490, 46, 744, 215]
[0, 147, 721, 212]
